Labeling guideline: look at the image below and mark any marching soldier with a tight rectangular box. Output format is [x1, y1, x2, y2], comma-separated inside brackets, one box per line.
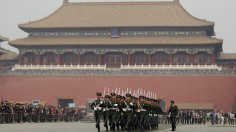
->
[154, 100, 164, 129]
[103, 95, 111, 131]
[124, 93, 134, 131]
[131, 97, 139, 130]
[168, 100, 178, 131]
[90, 92, 104, 132]
[119, 96, 127, 131]
[115, 95, 122, 131]
[138, 95, 148, 131]
[109, 93, 118, 132]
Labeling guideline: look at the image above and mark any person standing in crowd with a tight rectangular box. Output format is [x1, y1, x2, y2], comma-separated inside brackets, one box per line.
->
[90, 92, 104, 132]
[168, 100, 178, 131]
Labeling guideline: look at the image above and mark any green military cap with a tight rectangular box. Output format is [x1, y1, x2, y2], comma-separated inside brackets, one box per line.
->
[96, 92, 102, 96]
[139, 95, 145, 99]
[110, 92, 116, 96]
[121, 96, 126, 99]
[134, 97, 138, 100]
[116, 95, 121, 98]
[105, 95, 110, 98]
[126, 93, 132, 97]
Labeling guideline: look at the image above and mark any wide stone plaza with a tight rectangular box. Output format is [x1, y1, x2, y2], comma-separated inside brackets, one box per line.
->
[0, 122, 235, 132]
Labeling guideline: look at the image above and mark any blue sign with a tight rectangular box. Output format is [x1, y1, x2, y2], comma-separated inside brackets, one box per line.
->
[111, 28, 119, 38]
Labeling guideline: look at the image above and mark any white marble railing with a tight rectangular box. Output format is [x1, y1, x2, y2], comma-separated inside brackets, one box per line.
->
[12, 64, 106, 71]
[121, 64, 222, 71]
[12, 64, 222, 71]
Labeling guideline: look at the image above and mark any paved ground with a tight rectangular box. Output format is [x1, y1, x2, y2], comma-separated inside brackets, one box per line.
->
[0, 122, 235, 132]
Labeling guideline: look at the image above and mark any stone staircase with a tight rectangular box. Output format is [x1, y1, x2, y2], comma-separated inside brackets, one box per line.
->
[80, 112, 95, 123]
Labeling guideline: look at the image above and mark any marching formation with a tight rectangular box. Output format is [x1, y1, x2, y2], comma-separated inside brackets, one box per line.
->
[90, 92, 169, 132]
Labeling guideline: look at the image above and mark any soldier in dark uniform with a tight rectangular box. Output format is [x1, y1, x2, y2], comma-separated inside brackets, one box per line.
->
[115, 95, 122, 131]
[119, 96, 127, 131]
[131, 97, 139, 130]
[103, 95, 111, 131]
[125, 93, 134, 131]
[90, 92, 104, 132]
[168, 100, 178, 131]
[154, 100, 164, 129]
[138, 95, 148, 131]
[109, 92, 118, 132]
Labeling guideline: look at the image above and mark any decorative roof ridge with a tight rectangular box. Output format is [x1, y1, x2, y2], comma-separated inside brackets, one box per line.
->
[65, 1, 178, 6]
[178, 3, 214, 26]
[0, 35, 9, 41]
[18, 1, 215, 31]
[0, 47, 18, 55]
[18, 4, 64, 29]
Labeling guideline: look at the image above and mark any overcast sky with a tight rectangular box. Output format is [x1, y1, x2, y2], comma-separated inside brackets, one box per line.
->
[0, 0, 236, 53]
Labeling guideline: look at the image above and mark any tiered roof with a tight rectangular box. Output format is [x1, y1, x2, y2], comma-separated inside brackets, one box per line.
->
[217, 53, 236, 60]
[19, 1, 214, 31]
[10, 36, 223, 46]
[0, 36, 8, 42]
[0, 48, 18, 61]
[10, 1, 222, 48]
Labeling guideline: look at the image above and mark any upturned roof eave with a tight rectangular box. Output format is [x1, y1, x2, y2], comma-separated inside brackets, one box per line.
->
[18, 25, 215, 33]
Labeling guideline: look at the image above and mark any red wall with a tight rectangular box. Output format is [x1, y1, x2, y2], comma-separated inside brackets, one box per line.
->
[0, 75, 235, 112]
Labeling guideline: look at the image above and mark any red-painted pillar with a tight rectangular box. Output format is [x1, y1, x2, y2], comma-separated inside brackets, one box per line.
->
[38, 52, 41, 65]
[128, 52, 131, 65]
[148, 52, 152, 65]
[77, 53, 80, 65]
[19, 54, 23, 65]
[169, 52, 173, 65]
[58, 53, 61, 65]
[98, 53, 101, 65]
[211, 53, 216, 64]
[190, 52, 194, 65]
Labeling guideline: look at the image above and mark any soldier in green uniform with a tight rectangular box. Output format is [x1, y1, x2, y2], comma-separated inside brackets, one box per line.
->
[138, 95, 148, 131]
[154, 100, 164, 129]
[131, 97, 139, 130]
[109, 92, 118, 132]
[168, 100, 178, 131]
[115, 95, 122, 131]
[103, 95, 111, 131]
[90, 92, 104, 132]
[124, 93, 134, 131]
[119, 96, 127, 131]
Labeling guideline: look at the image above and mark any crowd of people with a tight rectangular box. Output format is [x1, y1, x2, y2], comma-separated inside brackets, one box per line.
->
[1, 100, 235, 129]
[0, 101, 83, 124]
[174, 110, 236, 125]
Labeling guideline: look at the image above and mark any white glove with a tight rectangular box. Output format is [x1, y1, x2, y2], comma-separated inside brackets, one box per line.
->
[97, 107, 102, 111]
[123, 108, 127, 112]
[100, 101, 103, 104]
[114, 104, 118, 107]
[94, 108, 97, 111]
[130, 103, 133, 106]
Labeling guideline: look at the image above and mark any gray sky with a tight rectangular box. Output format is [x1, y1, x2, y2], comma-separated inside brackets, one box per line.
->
[0, 0, 236, 53]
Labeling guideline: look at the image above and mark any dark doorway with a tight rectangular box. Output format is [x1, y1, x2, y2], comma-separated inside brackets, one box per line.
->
[107, 55, 122, 68]
[58, 99, 74, 107]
